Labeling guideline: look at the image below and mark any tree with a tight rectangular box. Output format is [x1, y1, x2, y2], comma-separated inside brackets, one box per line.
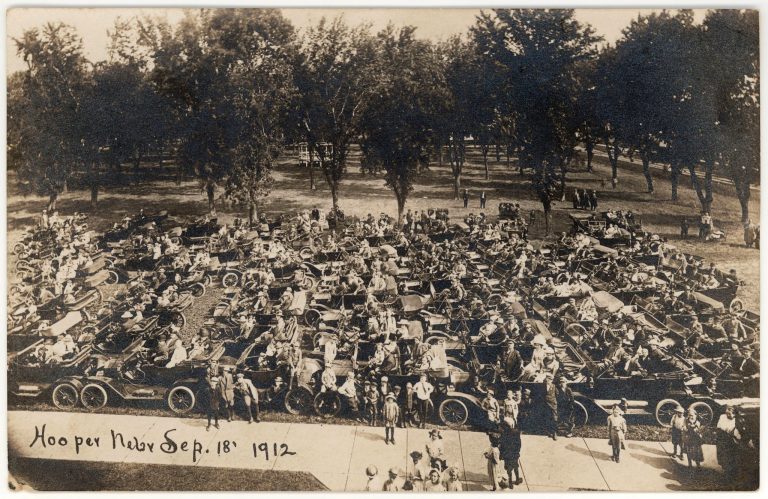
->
[359, 26, 447, 224]
[474, 9, 601, 233]
[704, 9, 759, 222]
[12, 23, 90, 210]
[293, 17, 377, 212]
[142, 9, 295, 215]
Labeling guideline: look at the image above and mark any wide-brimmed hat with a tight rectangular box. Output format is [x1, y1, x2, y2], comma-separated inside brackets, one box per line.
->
[674, 406, 684, 414]
[386, 393, 396, 401]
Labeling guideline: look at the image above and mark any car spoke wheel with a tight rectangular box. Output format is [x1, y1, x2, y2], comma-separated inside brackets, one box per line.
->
[80, 383, 108, 411]
[172, 312, 186, 329]
[313, 392, 341, 418]
[222, 272, 239, 288]
[729, 298, 744, 314]
[304, 309, 322, 328]
[689, 401, 714, 427]
[655, 399, 682, 427]
[299, 247, 313, 260]
[190, 283, 206, 298]
[106, 270, 120, 285]
[167, 386, 196, 414]
[52, 383, 79, 410]
[439, 398, 469, 429]
[284, 387, 313, 415]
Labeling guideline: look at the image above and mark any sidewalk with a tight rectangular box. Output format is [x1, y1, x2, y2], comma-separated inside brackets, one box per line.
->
[8, 410, 732, 491]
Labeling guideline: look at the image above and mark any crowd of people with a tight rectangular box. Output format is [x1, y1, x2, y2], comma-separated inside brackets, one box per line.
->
[8, 199, 759, 488]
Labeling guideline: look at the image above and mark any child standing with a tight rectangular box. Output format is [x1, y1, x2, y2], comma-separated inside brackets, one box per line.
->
[607, 405, 627, 463]
[484, 435, 502, 491]
[683, 408, 704, 469]
[383, 393, 400, 445]
[366, 382, 379, 426]
[669, 406, 686, 460]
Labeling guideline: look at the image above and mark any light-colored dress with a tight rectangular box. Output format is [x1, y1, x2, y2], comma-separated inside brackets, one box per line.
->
[485, 446, 501, 489]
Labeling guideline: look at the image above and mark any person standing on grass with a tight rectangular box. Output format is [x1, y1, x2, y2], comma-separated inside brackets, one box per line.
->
[607, 404, 627, 463]
[414, 374, 434, 428]
[572, 189, 580, 209]
[383, 393, 400, 445]
[681, 218, 690, 239]
[683, 408, 705, 469]
[463, 189, 469, 208]
[480, 190, 487, 209]
[589, 190, 598, 211]
[484, 434, 502, 491]
[669, 406, 686, 460]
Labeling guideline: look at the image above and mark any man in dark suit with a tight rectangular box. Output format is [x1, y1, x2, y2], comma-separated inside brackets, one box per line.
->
[463, 189, 469, 208]
[502, 339, 523, 381]
[480, 191, 487, 209]
[541, 373, 559, 440]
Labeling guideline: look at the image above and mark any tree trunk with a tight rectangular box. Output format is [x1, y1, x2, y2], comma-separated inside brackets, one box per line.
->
[738, 186, 750, 223]
[89, 161, 99, 210]
[606, 143, 620, 188]
[670, 161, 680, 201]
[133, 149, 143, 184]
[206, 181, 216, 214]
[48, 192, 58, 211]
[731, 170, 751, 223]
[453, 172, 461, 200]
[641, 153, 654, 193]
[308, 147, 316, 190]
[331, 184, 339, 213]
[397, 196, 406, 228]
[495, 142, 501, 162]
[248, 198, 257, 227]
[586, 140, 594, 172]
[437, 143, 443, 166]
[703, 157, 714, 209]
[688, 164, 708, 212]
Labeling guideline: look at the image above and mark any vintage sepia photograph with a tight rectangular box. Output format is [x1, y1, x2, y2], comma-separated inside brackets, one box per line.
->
[5, 4, 761, 492]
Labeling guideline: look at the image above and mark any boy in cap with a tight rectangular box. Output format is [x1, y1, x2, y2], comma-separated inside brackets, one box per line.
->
[669, 405, 686, 460]
[383, 392, 400, 444]
[607, 404, 627, 462]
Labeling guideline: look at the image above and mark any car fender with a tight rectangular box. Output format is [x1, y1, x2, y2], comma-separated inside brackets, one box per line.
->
[443, 391, 482, 409]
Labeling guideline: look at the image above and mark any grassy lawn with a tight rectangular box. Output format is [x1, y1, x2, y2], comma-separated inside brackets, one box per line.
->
[8, 457, 325, 491]
[7, 146, 760, 308]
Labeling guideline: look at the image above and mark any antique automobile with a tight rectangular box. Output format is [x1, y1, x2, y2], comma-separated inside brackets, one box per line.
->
[8, 312, 94, 409]
[67, 337, 226, 414]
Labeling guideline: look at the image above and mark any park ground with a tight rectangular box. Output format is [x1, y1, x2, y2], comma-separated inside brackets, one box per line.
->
[7, 145, 761, 310]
